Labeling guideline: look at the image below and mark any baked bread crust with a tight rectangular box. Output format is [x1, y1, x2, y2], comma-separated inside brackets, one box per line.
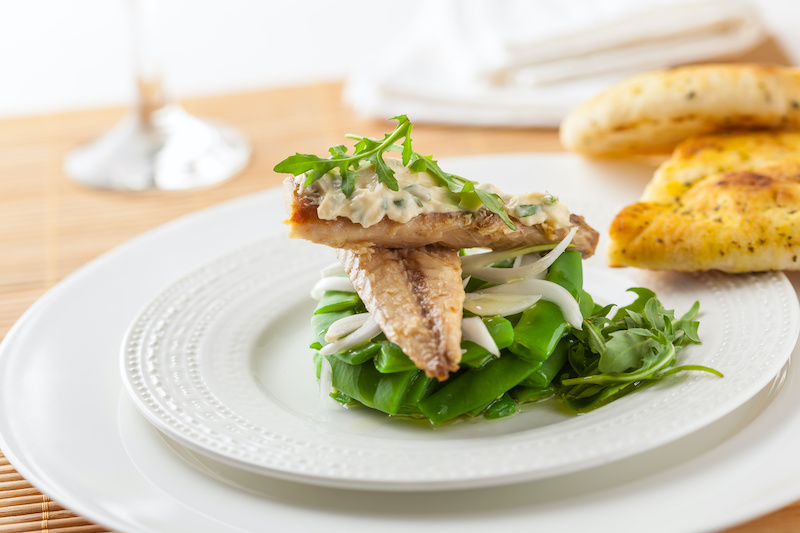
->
[560, 64, 800, 157]
[641, 131, 800, 203]
[607, 157, 800, 272]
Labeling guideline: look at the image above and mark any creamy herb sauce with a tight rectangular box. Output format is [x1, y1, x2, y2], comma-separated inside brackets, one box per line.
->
[300, 158, 571, 229]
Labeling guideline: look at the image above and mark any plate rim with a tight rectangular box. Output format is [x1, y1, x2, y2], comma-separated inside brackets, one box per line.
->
[119, 226, 799, 491]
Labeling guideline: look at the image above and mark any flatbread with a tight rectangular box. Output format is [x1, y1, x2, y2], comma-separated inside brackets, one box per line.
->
[607, 142, 800, 272]
[642, 130, 800, 203]
[560, 64, 800, 157]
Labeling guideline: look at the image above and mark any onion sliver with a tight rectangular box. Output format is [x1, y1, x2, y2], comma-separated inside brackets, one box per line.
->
[461, 317, 500, 356]
[310, 276, 355, 300]
[325, 313, 372, 342]
[462, 227, 578, 284]
[460, 243, 555, 271]
[319, 316, 382, 356]
[463, 293, 540, 317]
[478, 279, 583, 329]
[320, 261, 345, 278]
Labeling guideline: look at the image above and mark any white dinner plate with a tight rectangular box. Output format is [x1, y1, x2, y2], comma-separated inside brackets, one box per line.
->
[1, 153, 800, 532]
[121, 232, 796, 490]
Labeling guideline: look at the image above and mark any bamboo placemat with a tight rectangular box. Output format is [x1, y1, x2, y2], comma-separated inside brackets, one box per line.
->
[0, 81, 796, 532]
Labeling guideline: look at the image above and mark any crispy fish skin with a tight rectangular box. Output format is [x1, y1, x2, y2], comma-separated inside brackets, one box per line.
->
[337, 246, 464, 380]
[284, 176, 599, 256]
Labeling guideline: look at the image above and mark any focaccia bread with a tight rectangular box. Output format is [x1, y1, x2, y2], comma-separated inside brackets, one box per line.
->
[560, 64, 800, 157]
[642, 130, 800, 203]
[607, 156, 800, 272]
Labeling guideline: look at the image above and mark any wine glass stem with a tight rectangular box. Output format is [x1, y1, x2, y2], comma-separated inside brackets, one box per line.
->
[130, 0, 167, 125]
[137, 79, 166, 125]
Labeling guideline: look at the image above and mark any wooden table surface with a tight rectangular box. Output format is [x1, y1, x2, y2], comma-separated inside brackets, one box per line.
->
[0, 82, 798, 532]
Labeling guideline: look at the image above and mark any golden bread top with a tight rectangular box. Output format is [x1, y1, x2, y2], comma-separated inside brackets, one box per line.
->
[560, 64, 800, 157]
[642, 131, 800, 204]
[607, 142, 800, 272]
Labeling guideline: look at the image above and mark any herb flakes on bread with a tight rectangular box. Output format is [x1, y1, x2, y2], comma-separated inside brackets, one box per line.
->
[560, 64, 800, 157]
[560, 63, 800, 273]
[607, 134, 800, 272]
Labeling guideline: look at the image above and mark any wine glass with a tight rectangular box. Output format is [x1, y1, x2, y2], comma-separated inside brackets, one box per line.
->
[63, 0, 251, 191]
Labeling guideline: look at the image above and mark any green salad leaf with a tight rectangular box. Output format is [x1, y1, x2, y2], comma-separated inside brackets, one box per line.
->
[273, 115, 516, 229]
[309, 247, 722, 423]
[560, 288, 721, 412]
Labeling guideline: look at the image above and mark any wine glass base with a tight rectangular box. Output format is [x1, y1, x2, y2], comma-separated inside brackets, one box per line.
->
[63, 105, 251, 191]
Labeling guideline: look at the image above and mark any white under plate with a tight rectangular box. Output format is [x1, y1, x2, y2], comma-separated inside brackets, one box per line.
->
[2, 153, 800, 532]
[121, 176, 798, 491]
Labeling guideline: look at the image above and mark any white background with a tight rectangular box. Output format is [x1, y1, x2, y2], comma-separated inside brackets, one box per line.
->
[0, 0, 797, 120]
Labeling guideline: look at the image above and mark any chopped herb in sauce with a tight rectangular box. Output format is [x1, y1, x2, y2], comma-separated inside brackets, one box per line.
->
[274, 116, 516, 228]
[515, 204, 541, 217]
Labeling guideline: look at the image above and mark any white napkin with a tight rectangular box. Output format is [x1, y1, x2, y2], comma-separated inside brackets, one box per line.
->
[343, 0, 766, 127]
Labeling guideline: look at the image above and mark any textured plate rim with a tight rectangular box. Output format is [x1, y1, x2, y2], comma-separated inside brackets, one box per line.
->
[120, 235, 800, 491]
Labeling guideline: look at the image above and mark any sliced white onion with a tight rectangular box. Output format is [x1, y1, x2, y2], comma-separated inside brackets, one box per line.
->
[517, 252, 543, 267]
[462, 275, 472, 289]
[478, 278, 583, 329]
[310, 276, 355, 300]
[461, 227, 578, 284]
[460, 244, 553, 270]
[515, 254, 547, 280]
[325, 313, 372, 342]
[463, 293, 541, 317]
[526, 225, 578, 271]
[461, 317, 500, 356]
[320, 261, 345, 278]
[319, 315, 382, 356]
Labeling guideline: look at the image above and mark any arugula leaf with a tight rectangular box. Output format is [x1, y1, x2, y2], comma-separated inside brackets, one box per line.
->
[273, 115, 515, 228]
[475, 189, 515, 229]
[560, 289, 718, 412]
[599, 330, 661, 374]
[612, 287, 656, 320]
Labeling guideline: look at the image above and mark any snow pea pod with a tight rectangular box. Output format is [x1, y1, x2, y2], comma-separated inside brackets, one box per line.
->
[545, 250, 583, 296]
[375, 341, 417, 373]
[314, 291, 363, 315]
[378, 317, 516, 373]
[310, 309, 353, 350]
[310, 290, 364, 348]
[548, 250, 596, 318]
[548, 250, 597, 318]
[418, 354, 539, 424]
[519, 337, 570, 389]
[508, 250, 584, 362]
[508, 300, 568, 362]
[510, 384, 557, 404]
[326, 356, 417, 415]
[398, 371, 438, 415]
[483, 393, 517, 419]
[461, 316, 514, 368]
[466, 398, 495, 418]
[330, 342, 381, 365]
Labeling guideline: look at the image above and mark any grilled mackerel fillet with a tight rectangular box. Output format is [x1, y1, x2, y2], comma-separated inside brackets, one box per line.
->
[284, 176, 599, 255]
[337, 246, 464, 380]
